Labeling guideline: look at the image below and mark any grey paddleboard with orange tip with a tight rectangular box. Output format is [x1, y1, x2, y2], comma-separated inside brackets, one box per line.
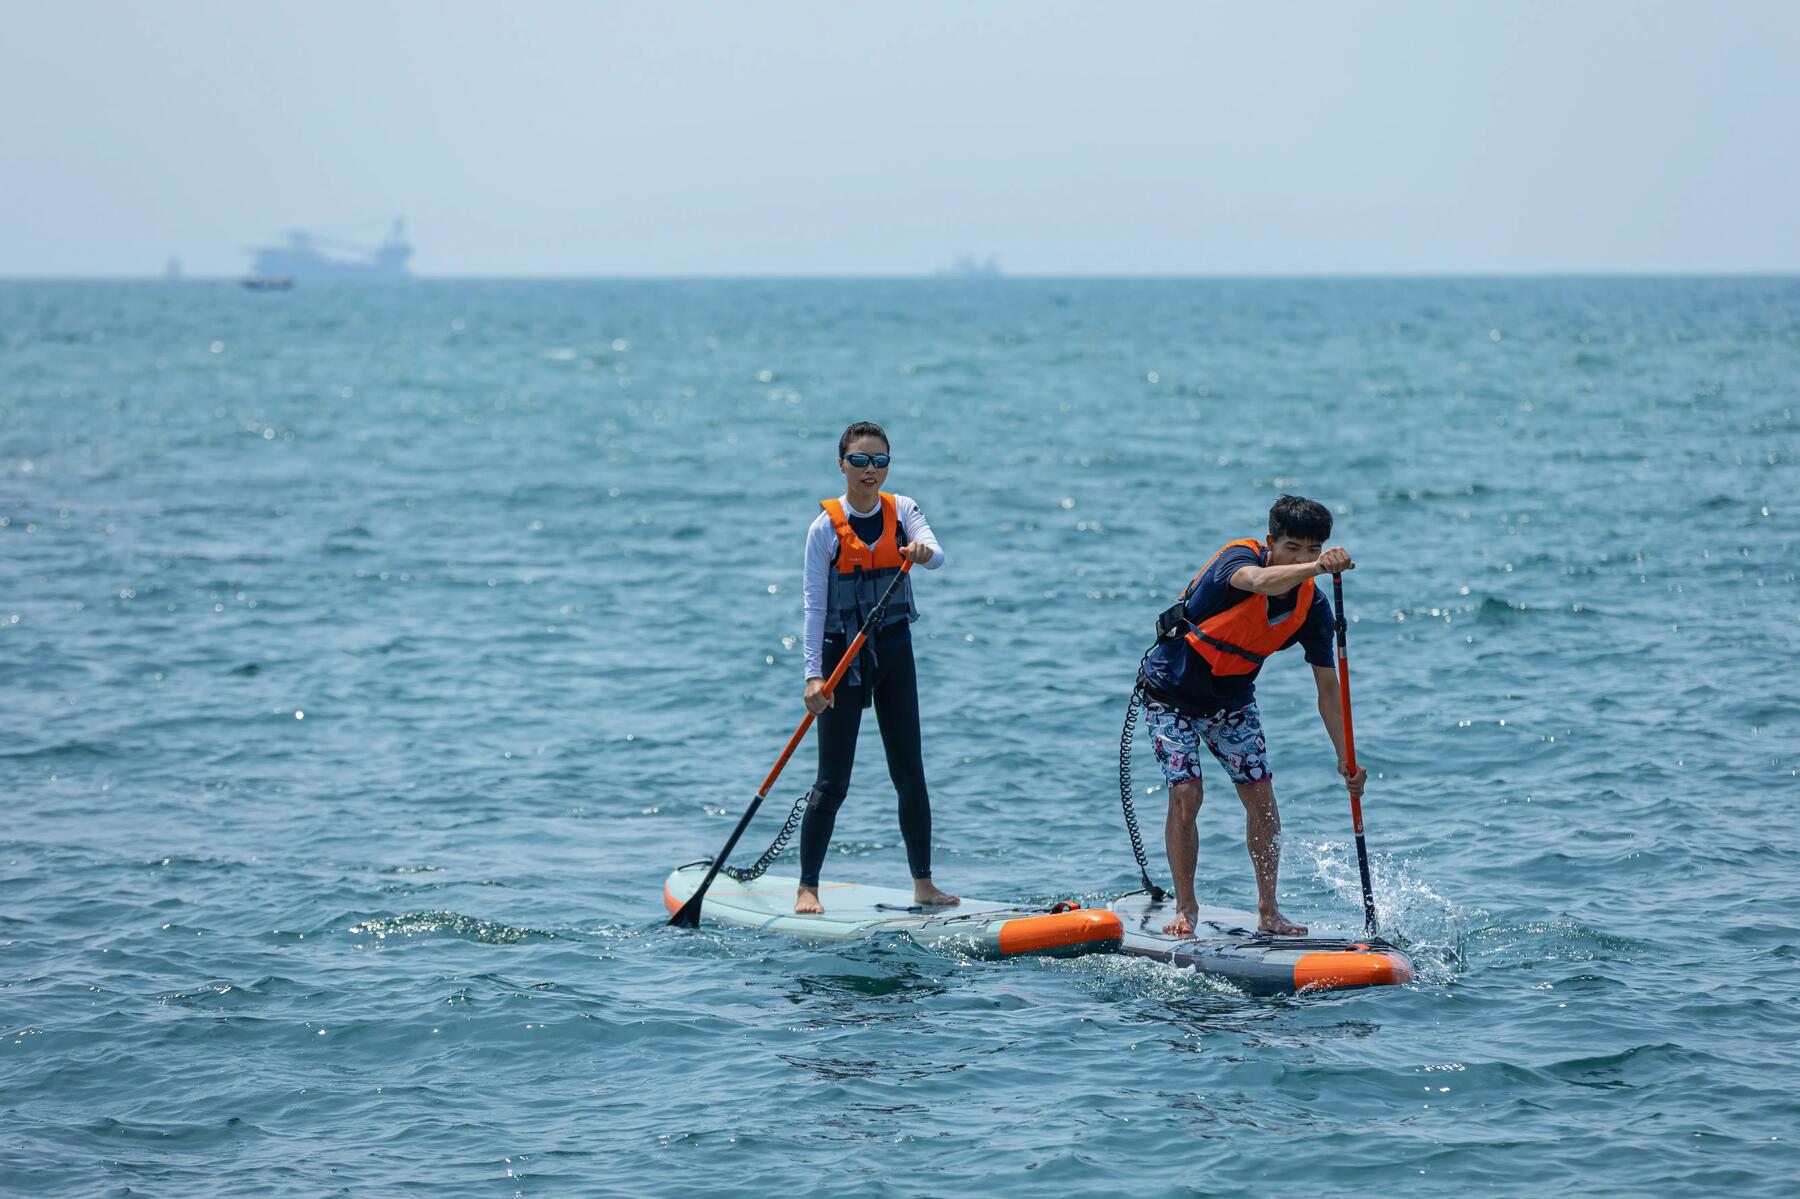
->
[1110, 890, 1413, 995]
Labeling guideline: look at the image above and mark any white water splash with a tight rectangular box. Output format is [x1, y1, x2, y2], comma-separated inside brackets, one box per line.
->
[1302, 839, 1470, 987]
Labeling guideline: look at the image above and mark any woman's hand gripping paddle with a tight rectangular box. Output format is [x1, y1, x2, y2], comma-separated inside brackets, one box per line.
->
[1333, 573, 1381, 938]
[668, 558, 916, 928]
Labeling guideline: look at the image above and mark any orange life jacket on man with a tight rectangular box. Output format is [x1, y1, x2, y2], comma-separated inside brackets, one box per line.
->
[1180, 538, 1316, 676]
[820, 492, 917, 639]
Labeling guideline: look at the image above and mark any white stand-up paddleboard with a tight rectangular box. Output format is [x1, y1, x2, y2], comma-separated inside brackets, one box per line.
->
[1110, 890, 1412, 995]
[662, 865, 1122, 959]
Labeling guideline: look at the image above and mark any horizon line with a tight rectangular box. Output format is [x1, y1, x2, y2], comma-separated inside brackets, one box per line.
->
[4, 269, 1800, 283]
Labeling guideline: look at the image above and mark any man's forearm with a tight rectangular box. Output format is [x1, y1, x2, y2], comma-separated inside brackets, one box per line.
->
[1236, 561, 1320, 596]
[1318, 693, 1347, 763]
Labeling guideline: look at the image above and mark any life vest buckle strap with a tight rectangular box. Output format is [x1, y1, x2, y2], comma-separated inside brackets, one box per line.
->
[1155, 600, 1192, 642]
[1187, 629, 1268, 666]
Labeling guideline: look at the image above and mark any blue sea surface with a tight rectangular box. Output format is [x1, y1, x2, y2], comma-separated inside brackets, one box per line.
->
[3, 278, 1797, 1196]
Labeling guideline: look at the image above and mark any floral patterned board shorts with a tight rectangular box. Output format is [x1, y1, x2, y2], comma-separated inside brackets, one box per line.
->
[1144, 696, 1272, 787]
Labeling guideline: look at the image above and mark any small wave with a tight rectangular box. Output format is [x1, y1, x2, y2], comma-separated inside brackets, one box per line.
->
[155, 975, 301, 1008]
[1474, 595, 1531, 622]
[1377, 483, 1490, 503]
[0, 739, 122, 762]
[776, 1051, 965, 1082]
[344, 910, 555, 944]
[84, 1115, 259, 1145]
[372, 864, 450, 894]
[137, 852, 236, 872]
[1053, 946, 1250, 1004]
[1542, 1041, 1693, 1088]
[1468, 912, 1645, 966]
[1563, 349, 1616, 369]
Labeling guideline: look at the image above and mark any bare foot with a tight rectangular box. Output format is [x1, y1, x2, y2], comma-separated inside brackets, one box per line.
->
[794, 886, 824, 915]
[1162, 910, 1198, 936]
[1258, 910, 1307, 936]
[913, 880, 959, 907]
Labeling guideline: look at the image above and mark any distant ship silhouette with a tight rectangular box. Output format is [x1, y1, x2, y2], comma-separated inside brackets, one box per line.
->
[245, 218, 413, 283]
[936, 254, 1001, 279]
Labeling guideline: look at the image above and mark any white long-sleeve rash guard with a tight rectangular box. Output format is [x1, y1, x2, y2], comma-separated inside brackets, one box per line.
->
[802, 493, 944, 680]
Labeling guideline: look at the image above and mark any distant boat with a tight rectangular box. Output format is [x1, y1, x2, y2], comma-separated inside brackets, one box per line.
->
[163, 257, 184, 281]
[936, 254, 1001, 279]
[243, 217, 412, 282]
[241, 276, 294, 291]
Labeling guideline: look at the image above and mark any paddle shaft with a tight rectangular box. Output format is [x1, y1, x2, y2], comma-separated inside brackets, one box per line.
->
[668, 557, 916, 928]
[1332, 573, 1380, 938]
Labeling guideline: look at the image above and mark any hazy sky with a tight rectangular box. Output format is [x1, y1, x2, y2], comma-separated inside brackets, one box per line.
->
[3, 1, 1797, 276]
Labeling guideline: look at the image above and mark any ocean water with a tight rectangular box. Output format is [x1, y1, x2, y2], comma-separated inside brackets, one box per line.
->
[2, 277, 1797, 1197]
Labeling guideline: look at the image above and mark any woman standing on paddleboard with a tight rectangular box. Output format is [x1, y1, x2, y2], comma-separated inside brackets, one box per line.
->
[796, 421, 957, 915]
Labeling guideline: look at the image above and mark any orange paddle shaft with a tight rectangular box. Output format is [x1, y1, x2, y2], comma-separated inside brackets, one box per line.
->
[754, 557, 915, 799]
[669, 557, 916, 927]
[1332, 572, 1378, 937]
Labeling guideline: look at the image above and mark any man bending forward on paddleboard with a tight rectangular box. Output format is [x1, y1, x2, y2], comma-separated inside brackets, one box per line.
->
[1140, 495, 1367, 936]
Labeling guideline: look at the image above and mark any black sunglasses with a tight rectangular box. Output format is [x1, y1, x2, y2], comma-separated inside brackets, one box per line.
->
[842, 452, 891, 469]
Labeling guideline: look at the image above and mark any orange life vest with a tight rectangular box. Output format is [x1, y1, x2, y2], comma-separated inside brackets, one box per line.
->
[822, 493, 907, 574]
[1181, 538, 1316, 677]
[820, 492, 917, 638]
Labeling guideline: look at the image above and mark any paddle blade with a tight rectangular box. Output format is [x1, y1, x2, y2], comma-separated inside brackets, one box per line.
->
[667, 893, 704, 928]
[666, 855, 728, 928]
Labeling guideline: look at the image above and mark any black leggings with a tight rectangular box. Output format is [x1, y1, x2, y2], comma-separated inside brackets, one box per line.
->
[798, 635, 933, 887]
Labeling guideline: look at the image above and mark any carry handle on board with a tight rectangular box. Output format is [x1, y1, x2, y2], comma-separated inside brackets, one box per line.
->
[668, 557, 917, 929]
[1333, 572, 1380, 938]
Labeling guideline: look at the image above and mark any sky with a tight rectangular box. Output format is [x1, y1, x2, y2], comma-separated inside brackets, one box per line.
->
[2, 1, 1797, 277]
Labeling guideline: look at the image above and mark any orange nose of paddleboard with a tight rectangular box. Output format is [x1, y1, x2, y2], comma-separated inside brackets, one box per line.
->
[1292, 948, 1413, 991]
[996, 907, 1125, 957]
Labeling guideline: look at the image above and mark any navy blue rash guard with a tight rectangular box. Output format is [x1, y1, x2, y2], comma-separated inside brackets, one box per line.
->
[1141, 543, 1335, 714]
